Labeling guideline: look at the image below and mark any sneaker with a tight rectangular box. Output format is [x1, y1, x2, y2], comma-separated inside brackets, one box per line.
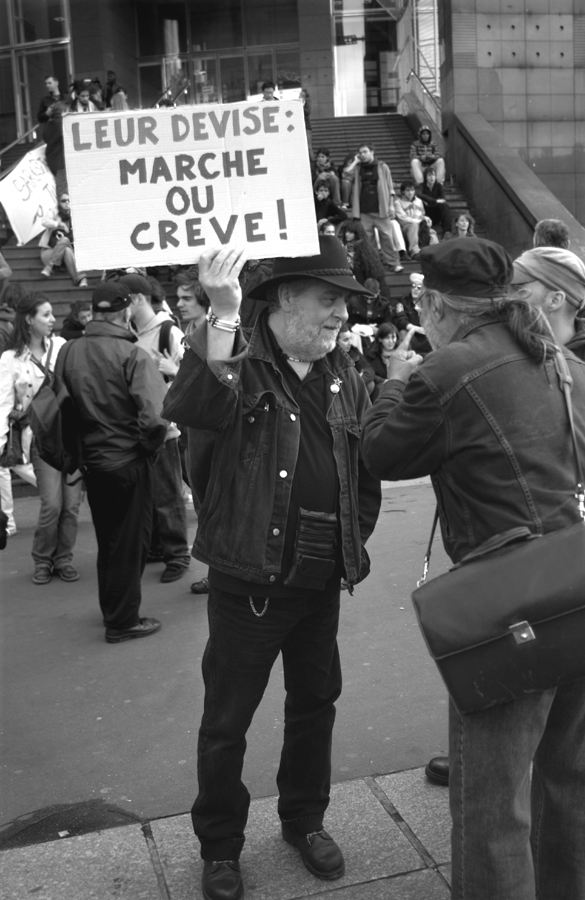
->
[105, 617, 162, 643]
[32, 564, 53, 584]
[77, 277, 88, 287]
[41, 266, 52, 278]
[54, 564, 80, 582]
[393, 264, 404, 273]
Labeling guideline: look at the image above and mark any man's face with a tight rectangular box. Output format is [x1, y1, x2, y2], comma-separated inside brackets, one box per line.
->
[410, 281, 422, 299]
[403, 187, 416, 200]
[263, 86, 275, 101]
[420, 130, 431, 144]
[358, 146, 374, 164]
[283, 281, 349, 361]
[425, 170, 436, 187]
[45, 77, 59, 94]
[107, 71, 116, 84]
[177, 285, 207, 325]
[316, 186, 330, 202]
[79, 90, 90, 104]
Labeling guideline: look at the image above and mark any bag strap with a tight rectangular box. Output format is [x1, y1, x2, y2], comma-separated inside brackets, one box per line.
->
[417, 347, 585, 585]
[30, 339, 54, 380]
[158, 319, 174, 356]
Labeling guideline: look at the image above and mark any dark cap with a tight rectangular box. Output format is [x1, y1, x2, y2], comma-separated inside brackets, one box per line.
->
[92, 282, 131, 312]
[419, 237, 513, 298]
[118, 273, 153, 296]
[247, 235, 373, 300]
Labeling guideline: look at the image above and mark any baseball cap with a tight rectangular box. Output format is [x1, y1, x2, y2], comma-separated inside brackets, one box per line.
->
[92, 282, 132, 311]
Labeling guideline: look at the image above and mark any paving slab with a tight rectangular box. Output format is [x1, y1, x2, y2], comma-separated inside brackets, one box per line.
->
[151, 778, 426, 900]
[307, 868, 450, 899]
[376, 769, 451, 864]
[0, 823, 161, 900]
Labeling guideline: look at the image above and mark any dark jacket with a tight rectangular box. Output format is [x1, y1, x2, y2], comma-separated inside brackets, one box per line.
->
[57, 320, 167, 471]
[362, 316, 585, 563]
[163, 311, 381, 587]
[566, 320, 585, 361]
[347, 293, 394, 327]
[60, 314, 85, 341]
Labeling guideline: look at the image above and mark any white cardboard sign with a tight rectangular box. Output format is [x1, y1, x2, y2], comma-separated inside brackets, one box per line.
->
[62, 100, 318, 269]
[0, 145, 56, 246]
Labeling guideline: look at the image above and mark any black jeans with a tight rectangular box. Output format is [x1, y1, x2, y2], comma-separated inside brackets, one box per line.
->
[192, 584, 342, 861]
[85, 456, 153, 630]
[151, 438, 190, 566]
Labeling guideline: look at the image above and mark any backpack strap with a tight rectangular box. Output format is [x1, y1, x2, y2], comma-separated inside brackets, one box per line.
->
[158, 319, 174, 357]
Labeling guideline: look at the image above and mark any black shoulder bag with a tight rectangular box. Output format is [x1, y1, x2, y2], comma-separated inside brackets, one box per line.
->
[411, 349, 585, 714]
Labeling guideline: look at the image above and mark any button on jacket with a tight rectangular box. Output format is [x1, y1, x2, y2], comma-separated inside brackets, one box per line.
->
[362, 316, 585, 564]
[162, 311, 381, 587]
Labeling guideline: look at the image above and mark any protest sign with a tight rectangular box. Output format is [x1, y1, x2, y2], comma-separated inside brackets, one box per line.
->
[62, 100, 318, 270]
[0, 145, 56, 245]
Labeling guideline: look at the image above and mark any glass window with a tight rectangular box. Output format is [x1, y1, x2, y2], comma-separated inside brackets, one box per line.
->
[0, 2, 10, 48]
[137, 2, 187, 58]
[139, 64, 163, 108]
[0, 56, 16, 145]
[13, 0, 68, 44]
[192, 58, 219, 105]
[218, 55, 246, 103]
[275, 49, 301, 96]
[244, 0, 299, 47]
[190, 0, 243, 51]
[247, 52, 273, 98]
[18, 45, 70, 132]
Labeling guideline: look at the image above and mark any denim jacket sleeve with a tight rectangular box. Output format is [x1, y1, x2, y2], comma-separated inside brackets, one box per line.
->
[361, 371, 447, 481]
[162, 323, 248, 431]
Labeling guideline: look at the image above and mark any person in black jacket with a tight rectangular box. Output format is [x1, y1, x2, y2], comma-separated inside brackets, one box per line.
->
[60, 300, 92, 340]
[420, 167, 452, 235]
[314, 183, 348, 225]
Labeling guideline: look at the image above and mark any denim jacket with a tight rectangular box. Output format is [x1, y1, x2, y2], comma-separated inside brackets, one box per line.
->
[163, 311, 381, 586]
[362, 316, 585, 564]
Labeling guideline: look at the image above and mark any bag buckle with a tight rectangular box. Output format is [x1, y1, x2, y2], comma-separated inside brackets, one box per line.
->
[508, 621, 536, 644]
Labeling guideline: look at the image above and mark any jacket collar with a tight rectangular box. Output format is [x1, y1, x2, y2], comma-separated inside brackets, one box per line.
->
[85, 320, 138, 342]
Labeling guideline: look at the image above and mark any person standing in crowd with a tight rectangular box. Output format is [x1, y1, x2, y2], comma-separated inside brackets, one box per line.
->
[362, 237, 585, 900]
[261, 80, 278, 101]
[57, 282, 167, 643]
[162, 237, 381, 900]
[0, 293, 82, 583]
[70, 81, 98, 113]
[409, 126, 445, 186]
[111, 86, 129, 111]
[122, 273, 191, 584]
[420, 167, 452, 237]
[424, 243, 585, 790]
[533, 218, 570, 250]
[351, 142, 405, 273]
[299, 88, 313, 160]
[39, 192, 87, 287]
[42, 100, 70, 200]
[37, 74, 65, 124]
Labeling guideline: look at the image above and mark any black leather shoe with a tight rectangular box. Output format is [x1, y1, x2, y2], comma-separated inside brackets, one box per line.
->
[105, 617, 162, 644]
[281, 823, 345, 880]
[425, 756, 449, 786]
[202, 860, 243, 900]
[190, 577, 210, 594]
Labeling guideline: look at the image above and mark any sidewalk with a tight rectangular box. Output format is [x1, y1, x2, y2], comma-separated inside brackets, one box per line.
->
[1, 767, 451, 900]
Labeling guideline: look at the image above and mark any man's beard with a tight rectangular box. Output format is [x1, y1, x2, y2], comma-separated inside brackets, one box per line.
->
[283, 308, 340, 361]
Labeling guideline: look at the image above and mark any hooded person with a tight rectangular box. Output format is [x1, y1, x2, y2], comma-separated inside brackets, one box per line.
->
[409, 125, 445, 185]
[510, 246, 585, 359]
[162, 235, 381, 900]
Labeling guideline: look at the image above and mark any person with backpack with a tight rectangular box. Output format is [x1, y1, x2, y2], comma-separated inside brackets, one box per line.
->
[122, 273, 191, 584]
[0, 292, 82, 583]
[56, 281, 167, 643]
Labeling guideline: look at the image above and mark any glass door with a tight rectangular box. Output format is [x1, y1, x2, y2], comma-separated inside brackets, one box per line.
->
[190, 56, 219, 105]
[218, 54, 246, 103]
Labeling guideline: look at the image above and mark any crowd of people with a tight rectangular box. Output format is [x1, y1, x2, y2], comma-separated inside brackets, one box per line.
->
[1, 80, 584, 899]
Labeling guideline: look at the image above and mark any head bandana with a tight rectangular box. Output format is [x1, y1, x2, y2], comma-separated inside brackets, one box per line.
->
[512, 247, 585, 310]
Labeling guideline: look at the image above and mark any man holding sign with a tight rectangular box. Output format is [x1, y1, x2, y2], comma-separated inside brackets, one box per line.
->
[163, 236, 381, 900]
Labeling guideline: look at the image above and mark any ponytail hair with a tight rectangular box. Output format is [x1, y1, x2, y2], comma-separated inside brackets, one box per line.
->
[424, 290, 557, 362]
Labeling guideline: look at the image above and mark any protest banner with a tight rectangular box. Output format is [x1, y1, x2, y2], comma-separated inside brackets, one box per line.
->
[62, 100, 319, 270]
[0, 145, 56, 246]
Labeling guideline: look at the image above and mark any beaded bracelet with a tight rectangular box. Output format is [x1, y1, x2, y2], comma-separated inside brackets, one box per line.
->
[207, 310, 241, 333]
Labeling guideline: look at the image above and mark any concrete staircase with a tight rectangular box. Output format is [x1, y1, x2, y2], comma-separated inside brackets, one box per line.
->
[311, 112, 485, 302]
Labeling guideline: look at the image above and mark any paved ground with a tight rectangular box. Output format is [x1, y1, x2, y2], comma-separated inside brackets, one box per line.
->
[1, 480, 454, 897]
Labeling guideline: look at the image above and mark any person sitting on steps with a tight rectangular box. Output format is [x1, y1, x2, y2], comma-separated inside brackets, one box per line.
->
[39, 193, 88, 287]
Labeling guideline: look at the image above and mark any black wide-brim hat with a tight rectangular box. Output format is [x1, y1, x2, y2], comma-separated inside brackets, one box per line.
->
[247, 235, 373, 300]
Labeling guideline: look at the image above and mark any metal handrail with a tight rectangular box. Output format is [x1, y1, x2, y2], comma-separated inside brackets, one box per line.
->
[0, 124, 40, 161]
[406, 69, 441, 110]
